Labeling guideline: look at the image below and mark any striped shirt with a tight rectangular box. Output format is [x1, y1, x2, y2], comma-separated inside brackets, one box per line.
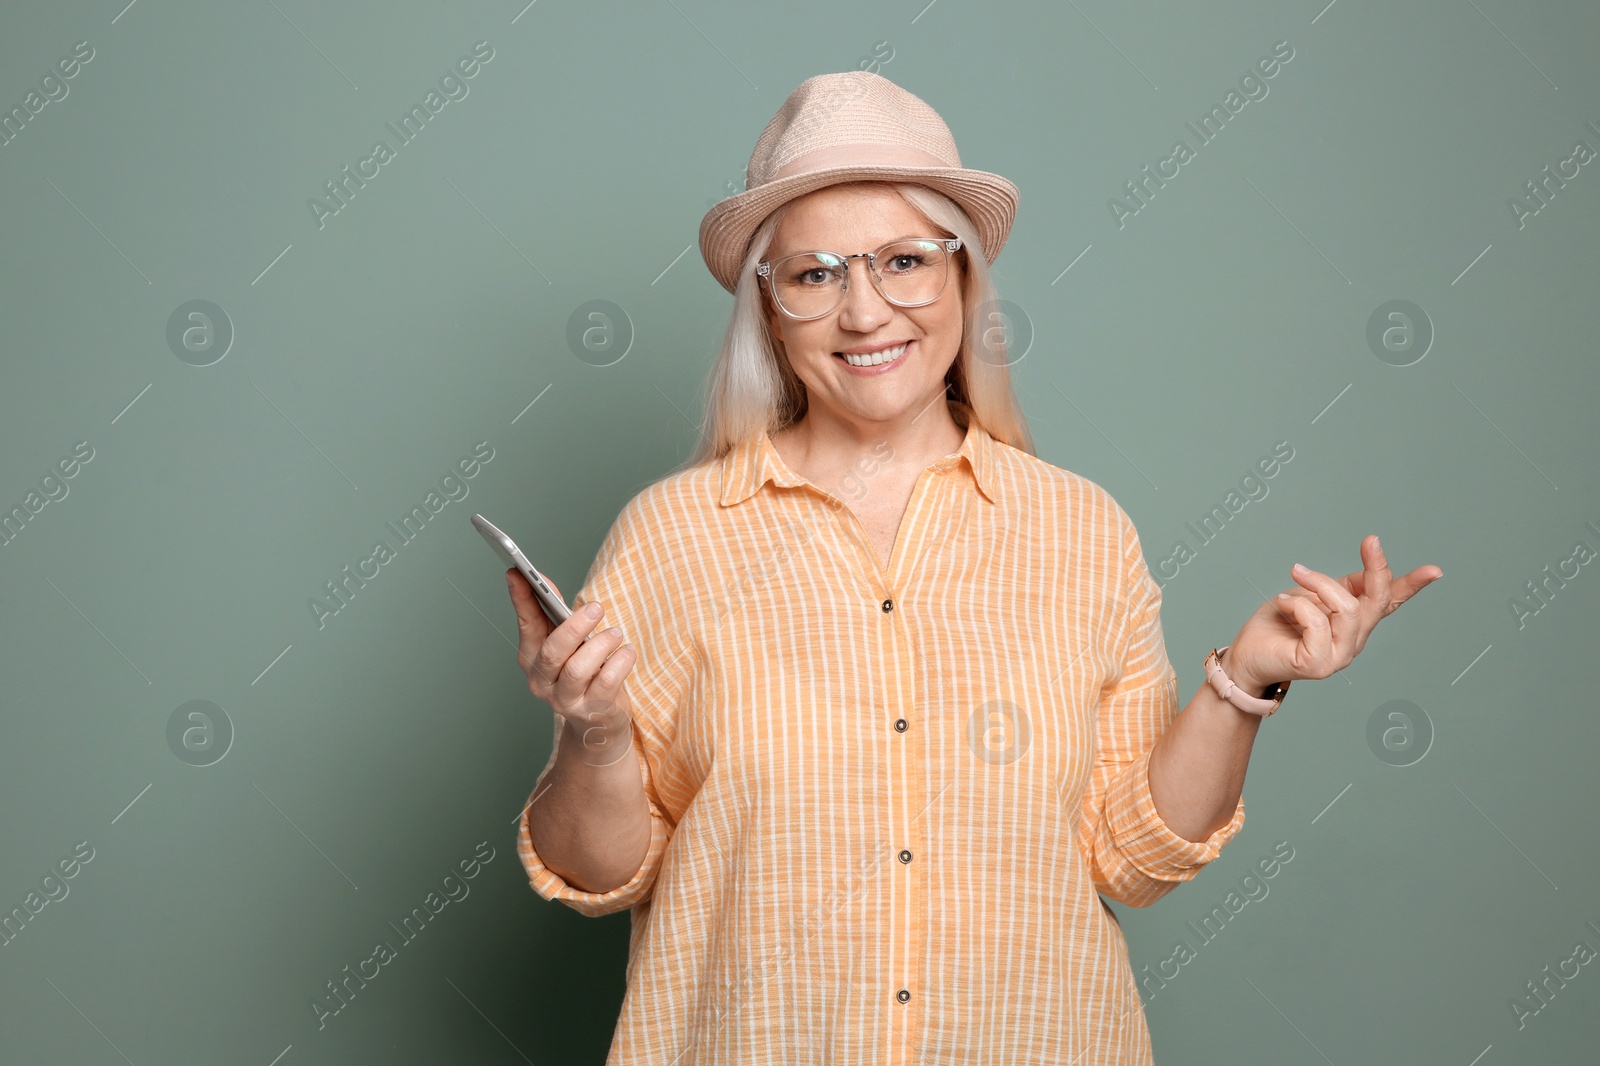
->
[518, 399, 1245, 1064]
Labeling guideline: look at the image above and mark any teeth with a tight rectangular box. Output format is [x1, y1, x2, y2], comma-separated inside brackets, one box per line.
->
[840, 342, 908, 367]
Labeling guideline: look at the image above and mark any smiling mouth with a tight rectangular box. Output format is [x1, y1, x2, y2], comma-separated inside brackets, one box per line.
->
[835, 342, 910, 367]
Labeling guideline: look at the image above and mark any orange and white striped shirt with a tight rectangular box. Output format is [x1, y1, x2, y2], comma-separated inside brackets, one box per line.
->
[518, 399, 1245, 1065]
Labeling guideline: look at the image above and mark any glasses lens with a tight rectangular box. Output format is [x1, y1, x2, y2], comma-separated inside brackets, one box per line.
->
[875, 240, 950, 307]
[768, 241, 951, 318]
[770, 252, 847, 318]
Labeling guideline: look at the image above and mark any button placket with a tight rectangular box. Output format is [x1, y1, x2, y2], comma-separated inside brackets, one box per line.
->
[882, 577, 916, 1057]
[878, 464, 955, 1064]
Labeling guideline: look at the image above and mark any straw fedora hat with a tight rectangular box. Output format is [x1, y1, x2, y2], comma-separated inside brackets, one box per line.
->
[697, 71, 1020, 295]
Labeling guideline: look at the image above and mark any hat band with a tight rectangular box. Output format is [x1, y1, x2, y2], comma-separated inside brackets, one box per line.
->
[766, 142, 955, 183]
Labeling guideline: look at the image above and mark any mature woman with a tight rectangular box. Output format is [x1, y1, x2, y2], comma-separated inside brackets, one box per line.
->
[510, 72, 1440, 1065]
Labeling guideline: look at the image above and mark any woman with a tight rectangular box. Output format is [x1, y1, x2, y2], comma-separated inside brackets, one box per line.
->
[510, 72, 1441, 1065]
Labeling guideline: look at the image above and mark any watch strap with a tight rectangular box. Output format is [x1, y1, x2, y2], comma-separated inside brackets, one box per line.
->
[1204, 645, 1290, 717]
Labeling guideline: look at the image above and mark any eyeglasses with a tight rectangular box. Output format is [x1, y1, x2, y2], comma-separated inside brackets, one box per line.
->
[757, 237, 962, 321]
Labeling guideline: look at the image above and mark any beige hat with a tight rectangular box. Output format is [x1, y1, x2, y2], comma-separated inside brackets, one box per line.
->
[698, 71, 1020, 295]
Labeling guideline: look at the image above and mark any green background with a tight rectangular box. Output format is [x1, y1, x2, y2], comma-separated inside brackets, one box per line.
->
[2, 1, 1597, 1062]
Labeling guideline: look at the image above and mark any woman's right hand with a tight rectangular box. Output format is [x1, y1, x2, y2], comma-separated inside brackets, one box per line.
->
[506, 568, 639, 766]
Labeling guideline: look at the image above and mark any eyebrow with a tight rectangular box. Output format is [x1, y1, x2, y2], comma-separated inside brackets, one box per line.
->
[769, 233, 937, 257]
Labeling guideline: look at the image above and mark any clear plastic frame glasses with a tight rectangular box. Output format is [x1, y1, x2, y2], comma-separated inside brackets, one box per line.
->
[757, 237, 962, 321]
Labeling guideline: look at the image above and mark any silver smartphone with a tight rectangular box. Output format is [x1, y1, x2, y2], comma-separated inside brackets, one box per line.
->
[472, 513, 575, 629]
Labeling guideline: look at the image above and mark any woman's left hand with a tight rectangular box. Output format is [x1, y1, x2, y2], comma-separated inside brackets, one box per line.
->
[1220, 535, 1443, 695]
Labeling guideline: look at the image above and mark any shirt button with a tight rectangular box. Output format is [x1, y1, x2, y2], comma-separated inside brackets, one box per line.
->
[893, 718, 908, 733]
[898, 849, 912, 864]
[896, 988, 911, 1004]
[881, 598, 894, 612]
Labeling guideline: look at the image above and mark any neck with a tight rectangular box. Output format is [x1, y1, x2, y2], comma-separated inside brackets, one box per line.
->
[773, 396, 967, 482]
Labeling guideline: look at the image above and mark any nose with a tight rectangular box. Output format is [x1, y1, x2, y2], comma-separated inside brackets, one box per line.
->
[836, 257, 894, 331]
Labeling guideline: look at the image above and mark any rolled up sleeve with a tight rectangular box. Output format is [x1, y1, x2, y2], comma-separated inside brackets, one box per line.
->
[1099, 746, 1245, 889]
[1076, 503, 1245, 908]
[512, 489, 692, 918]
[516, 724, 674, 917]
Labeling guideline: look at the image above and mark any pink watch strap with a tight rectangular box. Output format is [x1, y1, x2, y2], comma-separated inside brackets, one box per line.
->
[1204, 645, 1289, 717]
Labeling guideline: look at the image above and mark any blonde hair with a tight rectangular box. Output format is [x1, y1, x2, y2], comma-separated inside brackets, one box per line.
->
[672, 181, 1034, 476]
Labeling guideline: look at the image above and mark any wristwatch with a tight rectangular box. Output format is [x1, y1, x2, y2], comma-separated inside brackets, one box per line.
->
[1204, 645, 1290, 717]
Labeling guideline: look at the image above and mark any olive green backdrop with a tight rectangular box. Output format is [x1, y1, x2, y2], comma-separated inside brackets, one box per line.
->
[3, 1, 1597, 1063]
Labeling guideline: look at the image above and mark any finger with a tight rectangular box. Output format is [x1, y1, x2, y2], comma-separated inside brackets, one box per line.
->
[1385, 564, 1445, 612]
[507, 569, 556, 679]
[540, 601, 608, 701]
[1291, 561, 1361, 654]
[1273, 588, 1330, 626]
[579, 636, 637, 714]
[506, 568, 543, 625]
[539, 600, 610, 701]
[1276, 591, 1333, 676]
[1318, 550, 1356, 653]
[1290, 562, 1361, 615]
[1362, 535, 1393, 615]
[506, 569, 549, 647]
[556, 623, 631, 708]
[1273, 588, 1331, 638]
[1341, 535, 1398, 656]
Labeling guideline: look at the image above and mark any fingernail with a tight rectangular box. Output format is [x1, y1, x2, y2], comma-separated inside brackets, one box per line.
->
[1292, 562, 1307, 575]
[1374, 535, 1383, 553]
[584, 602, 602, 618]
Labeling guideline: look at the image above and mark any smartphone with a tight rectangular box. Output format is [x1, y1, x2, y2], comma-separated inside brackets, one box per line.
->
[472, 513, 579, 630]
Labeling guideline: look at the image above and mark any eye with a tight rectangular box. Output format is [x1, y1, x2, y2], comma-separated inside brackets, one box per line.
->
[794, 267, 833, 285]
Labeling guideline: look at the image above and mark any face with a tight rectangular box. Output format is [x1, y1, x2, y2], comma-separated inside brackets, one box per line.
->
[761, 184, 965, 430]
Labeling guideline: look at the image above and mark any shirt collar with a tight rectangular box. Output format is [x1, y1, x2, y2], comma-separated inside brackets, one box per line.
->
[719, 400, 1000, 507]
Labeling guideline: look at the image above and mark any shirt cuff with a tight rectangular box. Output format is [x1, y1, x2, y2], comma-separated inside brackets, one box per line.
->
[516, 769, 671, 918]
[1104, 747, 1245, 882]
